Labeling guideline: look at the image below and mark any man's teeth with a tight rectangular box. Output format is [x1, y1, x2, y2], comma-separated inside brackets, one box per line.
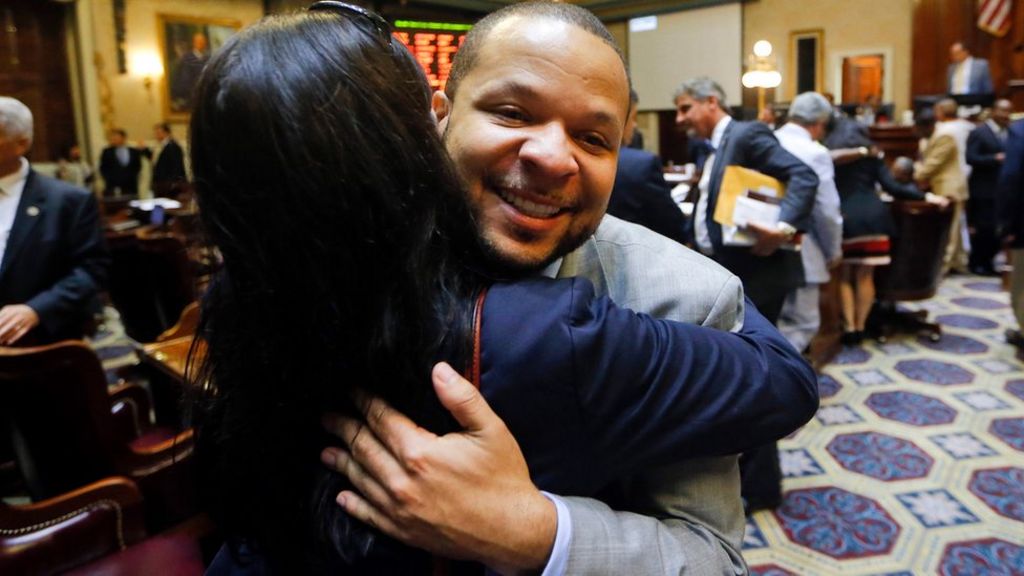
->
[498, 189, 561, 218]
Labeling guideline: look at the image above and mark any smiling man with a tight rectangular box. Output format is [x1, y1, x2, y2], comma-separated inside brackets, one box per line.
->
[432, 10, 626, 273]
[323, 2, 816, 574]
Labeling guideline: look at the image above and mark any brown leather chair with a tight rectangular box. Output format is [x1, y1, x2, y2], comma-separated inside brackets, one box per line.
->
[107, 232, 197, 343]
[869, 199, 956, 342]
[0, 341, 197, 531]
[0, 476, 204, 576]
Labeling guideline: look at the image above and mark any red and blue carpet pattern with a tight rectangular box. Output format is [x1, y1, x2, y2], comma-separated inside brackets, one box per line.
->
[744, 276, 1024, 575]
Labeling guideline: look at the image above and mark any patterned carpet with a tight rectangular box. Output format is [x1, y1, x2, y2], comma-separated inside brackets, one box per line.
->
[743, 275, 1024, 575]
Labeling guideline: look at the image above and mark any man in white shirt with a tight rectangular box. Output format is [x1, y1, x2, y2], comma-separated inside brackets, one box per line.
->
[775, 92, 844, 352]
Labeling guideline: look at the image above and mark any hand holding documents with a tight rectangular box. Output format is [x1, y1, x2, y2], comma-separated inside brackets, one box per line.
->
[713, 165, 800, 251]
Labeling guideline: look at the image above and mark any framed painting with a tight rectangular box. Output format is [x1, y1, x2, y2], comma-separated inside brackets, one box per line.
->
[157, 14, 240, 121]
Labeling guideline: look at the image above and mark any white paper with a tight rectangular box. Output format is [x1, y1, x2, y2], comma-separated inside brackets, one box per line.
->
[732, 195, 781, 228]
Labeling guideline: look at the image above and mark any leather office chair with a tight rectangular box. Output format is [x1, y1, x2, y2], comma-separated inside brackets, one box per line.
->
[0, 341, 197, 531]
[0, 476, 204, 576]
[868, 200, 955, 342]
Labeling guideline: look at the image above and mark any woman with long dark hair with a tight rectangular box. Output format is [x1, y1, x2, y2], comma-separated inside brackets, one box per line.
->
[191, 4, 815, 574]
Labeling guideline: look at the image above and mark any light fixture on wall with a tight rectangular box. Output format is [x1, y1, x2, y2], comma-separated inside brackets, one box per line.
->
[130, 51, 164, 99]
[742, 40, 782, 115]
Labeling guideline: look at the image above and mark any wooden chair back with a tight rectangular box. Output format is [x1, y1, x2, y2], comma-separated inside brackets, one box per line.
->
[0, 341, 118, 500]
[874, 200, 955, 301]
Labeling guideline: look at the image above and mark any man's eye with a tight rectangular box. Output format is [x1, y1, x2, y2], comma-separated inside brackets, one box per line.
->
[581, 133, 611, 150]
[495, 107, 527, 122]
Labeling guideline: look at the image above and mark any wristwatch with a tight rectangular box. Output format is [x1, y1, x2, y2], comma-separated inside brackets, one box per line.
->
[776, 221, 798, 240]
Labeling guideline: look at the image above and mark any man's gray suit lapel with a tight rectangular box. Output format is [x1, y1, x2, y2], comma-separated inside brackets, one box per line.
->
[1, 171, 45, 279]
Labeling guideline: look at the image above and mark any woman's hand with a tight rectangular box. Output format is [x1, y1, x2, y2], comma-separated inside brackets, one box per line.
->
[924, 192, 950, 208]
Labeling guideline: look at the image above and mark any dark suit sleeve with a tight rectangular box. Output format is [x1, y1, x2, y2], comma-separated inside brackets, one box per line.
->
[540, 276, 811, 459]
[875, 158, 924, 201]
[978, 60, 994, 94]
[562, 279, 817, 468]
[98, 149, 115, 184]
[997, 123, 1024, 240]
[635, 155, 688, 245]
[25, 190, 110, 334]
[745, 123, 819, 231]
[967, 128, 1001, 168]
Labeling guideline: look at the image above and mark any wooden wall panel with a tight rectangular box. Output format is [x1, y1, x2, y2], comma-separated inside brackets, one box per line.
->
[912, 0, 1024, 107]
[0, 0, 75, 162]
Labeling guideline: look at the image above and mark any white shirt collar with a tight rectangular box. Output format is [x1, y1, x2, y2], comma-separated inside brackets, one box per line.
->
[987, 119, 1005, 135]
[776, 122, 813, 142]
[0, 157, 29, 194]
[540, 257, 563, 279]
[710, 115, 732, 150]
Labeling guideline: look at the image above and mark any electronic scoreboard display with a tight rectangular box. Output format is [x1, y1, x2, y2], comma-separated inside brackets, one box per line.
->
[393, 20, 472, 91]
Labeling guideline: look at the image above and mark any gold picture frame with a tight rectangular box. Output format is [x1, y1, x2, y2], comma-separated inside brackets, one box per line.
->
[789, 29, 824, 98]
[157, 14, 240, 122]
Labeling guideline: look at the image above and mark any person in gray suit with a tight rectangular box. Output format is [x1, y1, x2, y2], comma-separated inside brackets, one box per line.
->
[319, 2, 813, 574]
[947, 41, 994, 96]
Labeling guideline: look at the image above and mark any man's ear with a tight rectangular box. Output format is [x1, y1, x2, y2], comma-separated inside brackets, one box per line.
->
[432, 91, 452, 135]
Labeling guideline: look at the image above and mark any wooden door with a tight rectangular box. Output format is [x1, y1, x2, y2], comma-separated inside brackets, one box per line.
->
[842, 54, 885, 104]
[0, 0, 76, 161]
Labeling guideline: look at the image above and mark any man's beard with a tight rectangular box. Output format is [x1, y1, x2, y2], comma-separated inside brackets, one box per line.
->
[465, 193, 596, 278]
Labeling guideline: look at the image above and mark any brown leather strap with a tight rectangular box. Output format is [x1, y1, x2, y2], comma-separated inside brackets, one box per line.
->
[433, 288, 488, 576]
[470, 287, 487, 390]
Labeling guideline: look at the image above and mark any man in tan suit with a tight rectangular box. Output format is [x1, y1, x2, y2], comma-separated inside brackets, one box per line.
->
[916, 108, 968, 273]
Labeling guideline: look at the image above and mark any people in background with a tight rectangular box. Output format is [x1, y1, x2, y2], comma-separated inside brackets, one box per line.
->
[192, 4, 815, 574]
[55, 143, 94, 190]
[0, 97, 108, 346]
[916, 108, 969, 274]
[98, 128, 142, 197]
[998, 118, 1024, 349]
[606, 89, 689, 244]
[827, 118, 947, 344]
[675, 76, 818, 513]
[966, 99, 1013, 276]
[947, 41, 994, 96]
[775, 92, 843, 353]
[141, 122, 187, 197]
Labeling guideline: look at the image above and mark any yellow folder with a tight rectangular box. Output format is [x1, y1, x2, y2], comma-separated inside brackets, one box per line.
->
[712, 165, 786, 227]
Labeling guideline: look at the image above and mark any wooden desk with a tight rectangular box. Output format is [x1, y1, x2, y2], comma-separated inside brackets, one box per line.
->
[138, 336, 204, 384]
[137, 336, 205, 427]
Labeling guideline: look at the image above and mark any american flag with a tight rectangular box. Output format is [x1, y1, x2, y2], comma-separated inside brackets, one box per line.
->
[978, 0, 1012, 38]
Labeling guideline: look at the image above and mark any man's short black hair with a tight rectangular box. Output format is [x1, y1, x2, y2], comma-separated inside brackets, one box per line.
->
[445, 0, 628, 100]
[155, 122, 171, 133]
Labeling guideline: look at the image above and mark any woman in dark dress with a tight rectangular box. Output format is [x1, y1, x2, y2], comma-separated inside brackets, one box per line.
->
[826, 119, 947, 343]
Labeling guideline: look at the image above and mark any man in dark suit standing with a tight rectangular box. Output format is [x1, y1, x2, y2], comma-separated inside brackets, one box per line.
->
[675, 76, 818, 323]
[948, 41, 994, 96]
[675, 77, 818, 512]
[967, 99, 1013, 275]
[0, 97, 108, 346]
[141, 122, 187, 197]
[98, 128, 142, 197]
[998, 119, 1024, 348]
[607, 90, 688, 245]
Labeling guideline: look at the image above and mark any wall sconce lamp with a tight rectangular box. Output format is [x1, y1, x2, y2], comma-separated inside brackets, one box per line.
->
[130, 51, 164, 98]
[741, 40, 782, 115]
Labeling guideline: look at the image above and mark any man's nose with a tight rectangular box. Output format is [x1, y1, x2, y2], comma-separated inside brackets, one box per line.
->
[519, 123, 580, 179]
[675, 110, 686, 125]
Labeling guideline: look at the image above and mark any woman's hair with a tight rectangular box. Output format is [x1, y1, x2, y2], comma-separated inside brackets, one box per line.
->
[188, 9, 482, 572]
